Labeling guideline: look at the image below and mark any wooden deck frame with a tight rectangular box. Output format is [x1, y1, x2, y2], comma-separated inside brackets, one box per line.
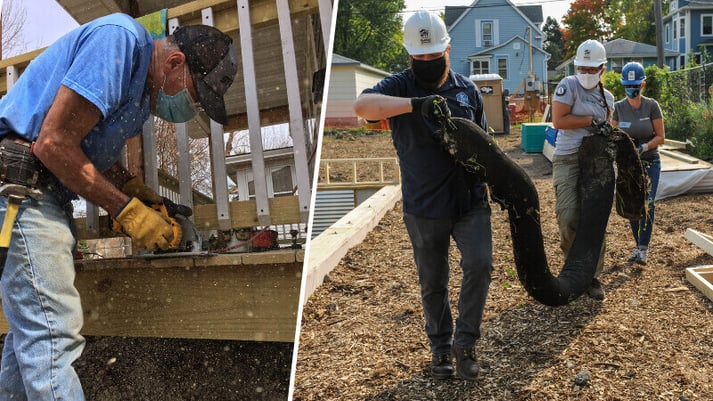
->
[684, 228, 713, 303]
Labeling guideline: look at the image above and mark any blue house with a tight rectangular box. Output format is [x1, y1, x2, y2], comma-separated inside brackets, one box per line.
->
[664, 0, 713, 69]
[444, 0, 549, 96]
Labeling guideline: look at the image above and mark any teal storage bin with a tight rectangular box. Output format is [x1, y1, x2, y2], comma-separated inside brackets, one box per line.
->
[521, 123, 551, 153]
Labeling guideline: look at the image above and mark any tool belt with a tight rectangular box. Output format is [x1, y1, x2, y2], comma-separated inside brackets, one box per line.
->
[0, 134, 41, 189]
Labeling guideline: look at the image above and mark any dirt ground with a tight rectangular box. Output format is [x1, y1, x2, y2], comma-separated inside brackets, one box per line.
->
[0, 335, 292, 400]
[294, 127, 713, 400]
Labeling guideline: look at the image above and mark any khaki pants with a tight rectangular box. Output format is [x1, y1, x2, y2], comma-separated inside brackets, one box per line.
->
[552, 153, 605, 278]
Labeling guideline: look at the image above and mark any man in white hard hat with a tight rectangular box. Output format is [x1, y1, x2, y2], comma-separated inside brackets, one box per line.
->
[354, 10, 490, 381]
[551, 39, 615, 300]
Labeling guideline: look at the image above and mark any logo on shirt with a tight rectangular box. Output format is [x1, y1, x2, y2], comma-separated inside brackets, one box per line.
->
[457, 92, 470, 107]
[555, 85, 567, 96]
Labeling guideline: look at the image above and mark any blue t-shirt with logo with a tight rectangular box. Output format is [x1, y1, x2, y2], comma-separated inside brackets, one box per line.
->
[362, 69, 488, 219]
[0, 13, 153, 198]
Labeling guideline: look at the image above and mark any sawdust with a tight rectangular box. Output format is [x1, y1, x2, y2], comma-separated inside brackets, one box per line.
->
[294, 127, 713, 400]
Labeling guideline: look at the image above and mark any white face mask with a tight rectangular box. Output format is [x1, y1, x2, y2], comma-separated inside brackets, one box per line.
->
[576, 72, 601, 90]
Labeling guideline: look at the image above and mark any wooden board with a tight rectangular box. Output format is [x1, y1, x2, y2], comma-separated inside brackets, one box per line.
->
[304, 185, 401, 305]
[74, 195, 304, 240]
[0, 251, 304, 342]
[684, 228, 713, 257]
[685, 265, 713, 303]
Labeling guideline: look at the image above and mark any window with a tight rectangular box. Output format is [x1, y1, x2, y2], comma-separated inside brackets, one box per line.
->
[498, 58, 508, 80]
[673, 20, 677, 39]
[245, 165, 295, 199]
[680, 17, 685, 38]
[271, 166, 294, 197]
[665, 23, 670, 43]
[471, 59, 490, 75]
[703, 15, 713, 36]
[482, 21, 493, 47]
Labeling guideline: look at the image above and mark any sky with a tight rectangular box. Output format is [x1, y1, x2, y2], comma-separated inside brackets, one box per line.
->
[5, 0, 78, 57]
[4, 0, 571, 58]
[403, 0, 571, 24]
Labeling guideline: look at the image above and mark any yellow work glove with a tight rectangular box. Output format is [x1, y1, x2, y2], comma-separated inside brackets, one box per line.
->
[112, 197, 182, 251]
[121, 176, 163, 205]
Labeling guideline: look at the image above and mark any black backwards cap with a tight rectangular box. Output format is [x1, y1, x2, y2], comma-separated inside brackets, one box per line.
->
[174, 25, 237, 125]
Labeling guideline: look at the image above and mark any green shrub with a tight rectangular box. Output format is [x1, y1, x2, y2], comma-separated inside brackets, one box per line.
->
[690, 101, 713, 160]
[603, 71, 624, 100]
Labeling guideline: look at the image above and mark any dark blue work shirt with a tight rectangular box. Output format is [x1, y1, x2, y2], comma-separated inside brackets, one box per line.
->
[362, 69, 488, 219]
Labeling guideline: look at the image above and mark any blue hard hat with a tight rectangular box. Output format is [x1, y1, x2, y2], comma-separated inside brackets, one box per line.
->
[621, 62, 645, 85]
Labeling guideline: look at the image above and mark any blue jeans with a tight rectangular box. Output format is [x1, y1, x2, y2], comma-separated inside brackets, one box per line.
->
[403, 206, 493, 356]
[0, 193, 85, 401]
[630, 158, 661, 249]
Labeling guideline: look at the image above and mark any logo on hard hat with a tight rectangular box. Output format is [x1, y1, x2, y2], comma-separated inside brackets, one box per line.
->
[627, 71, 636, 80]
[583, 49, 591, 59]
[419, 28, 432, 45]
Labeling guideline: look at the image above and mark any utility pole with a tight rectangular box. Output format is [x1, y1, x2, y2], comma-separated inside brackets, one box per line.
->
[654, 0, 664, 67]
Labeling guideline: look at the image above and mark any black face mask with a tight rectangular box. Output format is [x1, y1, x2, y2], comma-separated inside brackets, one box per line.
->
[411, 56, 448, 90]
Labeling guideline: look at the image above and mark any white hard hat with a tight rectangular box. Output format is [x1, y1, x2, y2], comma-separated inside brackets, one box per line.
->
[574, 39, 607, 67]
[403, 10, 451, 55]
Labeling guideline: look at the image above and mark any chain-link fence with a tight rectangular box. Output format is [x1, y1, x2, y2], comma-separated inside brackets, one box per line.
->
[669, 62, 713, 105]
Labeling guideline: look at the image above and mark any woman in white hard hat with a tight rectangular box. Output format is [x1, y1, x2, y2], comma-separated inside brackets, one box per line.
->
[551, 39, 615, 300]
[354, 10, 490, 381]
[612, 61, 665, 266]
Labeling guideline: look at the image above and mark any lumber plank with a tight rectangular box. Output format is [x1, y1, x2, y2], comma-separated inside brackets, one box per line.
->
[304, 185, 401, 305]
[684, 228, 713, 257]
[685, 265, 713, 303]
[193, 195, 303, 229]
[660, 149, 698, 164]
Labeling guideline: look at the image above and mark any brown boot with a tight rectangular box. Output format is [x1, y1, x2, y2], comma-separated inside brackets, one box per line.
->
[452, 345, 479, 380]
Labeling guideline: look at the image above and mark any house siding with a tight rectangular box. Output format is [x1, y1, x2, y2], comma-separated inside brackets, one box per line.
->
[662, 0, 713, 69]
[324, 63, 388, 128]
[446, 0, 548, 95]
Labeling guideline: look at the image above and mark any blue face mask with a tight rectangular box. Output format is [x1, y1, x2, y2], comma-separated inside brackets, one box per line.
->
[155, 88, 198, 123]
[625, 87, 641, 99]
[155, 66, 198, 123]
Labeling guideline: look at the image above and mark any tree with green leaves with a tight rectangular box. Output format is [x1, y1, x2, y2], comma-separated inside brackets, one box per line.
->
[333, 0, 408, 73]
[615, 0, 656, 45]
[561, 0, 611, 60]
[542, 16, 564, 71]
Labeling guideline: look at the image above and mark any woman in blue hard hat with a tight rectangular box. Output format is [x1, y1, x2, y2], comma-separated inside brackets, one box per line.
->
[612, 61, 665, 265]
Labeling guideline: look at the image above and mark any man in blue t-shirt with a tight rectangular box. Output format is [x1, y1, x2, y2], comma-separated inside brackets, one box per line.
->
[0, 13, 236, 399]
[354, 10, 491, 381]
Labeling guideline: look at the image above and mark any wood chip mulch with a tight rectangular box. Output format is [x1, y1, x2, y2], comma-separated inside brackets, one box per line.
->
[293, 129, 713, 400]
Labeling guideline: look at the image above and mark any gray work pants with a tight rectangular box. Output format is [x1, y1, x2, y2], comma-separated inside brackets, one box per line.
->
[403, 206, 493, 356]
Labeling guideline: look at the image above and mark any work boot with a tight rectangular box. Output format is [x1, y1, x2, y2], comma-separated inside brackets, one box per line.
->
[430, 353, 453, 379]
[452, 345, 479, 381]
[586, 278, 605, 301]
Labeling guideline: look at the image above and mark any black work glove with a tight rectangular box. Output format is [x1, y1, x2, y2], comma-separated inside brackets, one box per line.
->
[411, 95, 450, 121]
[590, 117, 613, 136]
[160, 196, 193, 217]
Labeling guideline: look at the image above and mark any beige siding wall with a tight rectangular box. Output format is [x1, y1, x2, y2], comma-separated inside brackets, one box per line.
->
[325, 66, 388, 128]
